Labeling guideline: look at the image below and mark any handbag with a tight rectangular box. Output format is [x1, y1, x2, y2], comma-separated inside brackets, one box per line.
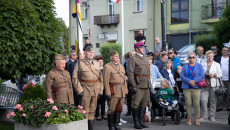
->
[189, 65, 206, 88]
[215, 78, 226, 95]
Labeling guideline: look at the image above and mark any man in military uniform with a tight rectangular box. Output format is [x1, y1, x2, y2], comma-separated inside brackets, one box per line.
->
[72, 46, 103, 130]
[127, 42, 151, 129]
[45, 54, 74, 104]
[103, 50, 128, 130]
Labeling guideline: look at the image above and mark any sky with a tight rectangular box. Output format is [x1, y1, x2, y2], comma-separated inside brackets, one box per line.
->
[54, 0, 69, 27]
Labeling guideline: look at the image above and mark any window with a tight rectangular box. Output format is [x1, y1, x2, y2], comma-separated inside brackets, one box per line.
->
[171, 0, 189, 24]
[96, 43, 100, 48]
[83, 2, 88, 18]
[136, 0, 143, 12]
[109, 0, 114, 15]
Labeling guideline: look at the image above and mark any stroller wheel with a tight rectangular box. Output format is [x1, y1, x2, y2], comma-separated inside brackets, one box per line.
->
[171, 114, 174, 121]
[174, 113, 181, 125]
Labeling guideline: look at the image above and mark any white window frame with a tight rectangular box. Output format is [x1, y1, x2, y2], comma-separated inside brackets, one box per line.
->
[83, 2, 88, 18]
[108, 0, 114, 15]
[136, 0, 143, 12]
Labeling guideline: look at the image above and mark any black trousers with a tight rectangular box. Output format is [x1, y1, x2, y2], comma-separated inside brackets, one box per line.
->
[126, 83, 132, 112]
[95, 90, 106, 117]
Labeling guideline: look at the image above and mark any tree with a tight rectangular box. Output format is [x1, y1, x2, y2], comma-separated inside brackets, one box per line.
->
[194, 33, 218, 53]
[58, 18, 69, 55]
[99, 43, 122, 64]
[214, 5, 230, 47]
[0, 0, 62, 82]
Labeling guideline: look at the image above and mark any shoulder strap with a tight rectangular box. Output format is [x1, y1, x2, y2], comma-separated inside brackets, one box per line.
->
[109, 63, 126, 81]
[188, 65, 195, 79]
[54, 70, 71, 87]
[82, 61, 99, 79]
[135, 56, 150, 72]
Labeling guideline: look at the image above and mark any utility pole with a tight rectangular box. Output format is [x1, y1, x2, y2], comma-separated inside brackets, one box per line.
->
[161, 0, 166, 50]
[87, 0, 91, 42]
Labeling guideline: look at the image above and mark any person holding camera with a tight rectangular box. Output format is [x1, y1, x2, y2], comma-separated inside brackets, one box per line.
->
[200, 50, 222, 122]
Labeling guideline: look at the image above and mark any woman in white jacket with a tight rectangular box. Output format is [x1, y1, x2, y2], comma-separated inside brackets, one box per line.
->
[200, 50, 222, 122]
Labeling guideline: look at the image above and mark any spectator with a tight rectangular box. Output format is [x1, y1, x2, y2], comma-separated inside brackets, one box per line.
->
[154, 37, 162, 57]
[95, 56, 107, 121]
[211, 45, 220, 62]
[160, 59, 179, 93]
[196, 46, 207, 65]
[155, 54, 168, 71]
[147, 52, 157, 64]
[65, 50, 77, 72]
[216, 47, 230, 111]
[134, 29, 146, 44]
[158, 79, 175, 107]
[168, 49, 181, 70]
[83, 39, 93, 51]
[181, 52, 205, 126]
[200, 50, 222, 122]
[65, 54, 69, 62]
[157, 49, 166, 60]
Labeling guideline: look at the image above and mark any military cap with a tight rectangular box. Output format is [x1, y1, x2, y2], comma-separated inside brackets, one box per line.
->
[134, 42, 146, 49]
[85, 46, 94, 52]
[55, 54, 65, 60]
[110, 50, 118, 56]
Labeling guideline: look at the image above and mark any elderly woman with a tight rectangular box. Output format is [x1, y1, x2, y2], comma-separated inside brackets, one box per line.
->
[160, 59, 179, 93]
[200, 50, 222, 122]
[181, 52, 205, 126]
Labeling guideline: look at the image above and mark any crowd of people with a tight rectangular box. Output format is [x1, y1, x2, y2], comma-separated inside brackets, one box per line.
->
[45, 31, 230, 129]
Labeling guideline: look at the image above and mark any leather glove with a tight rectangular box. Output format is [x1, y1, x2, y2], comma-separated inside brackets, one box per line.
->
[129, 78, 137, 94]
[97, 94, 102, 99]
[106, 95, 111, 101]
[78, 92, 84, 97]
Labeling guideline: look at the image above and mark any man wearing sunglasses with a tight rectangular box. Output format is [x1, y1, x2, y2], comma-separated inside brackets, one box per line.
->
[168, 49, 181, 70]
[211, 45, 220, 62]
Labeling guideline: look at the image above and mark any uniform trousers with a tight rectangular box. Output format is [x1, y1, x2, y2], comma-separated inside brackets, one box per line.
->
[82, 95, 98, 120]
[132, 88, 150, 108]
[107, 97, 125, 114]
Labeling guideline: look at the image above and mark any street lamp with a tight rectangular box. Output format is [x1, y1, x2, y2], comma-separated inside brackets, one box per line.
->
[161, 0, 166, 50]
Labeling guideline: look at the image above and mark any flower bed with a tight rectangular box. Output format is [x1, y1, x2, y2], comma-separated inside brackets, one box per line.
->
[8, 98, 86, 128]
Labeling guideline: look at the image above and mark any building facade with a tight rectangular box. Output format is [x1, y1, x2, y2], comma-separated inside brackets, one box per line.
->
[166, 0, 230, 51]
[70, 0, 162, 55]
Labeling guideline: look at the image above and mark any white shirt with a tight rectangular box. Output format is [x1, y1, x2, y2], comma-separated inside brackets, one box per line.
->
[136, 52, 143, 58]
[197, 57, 202, 63]
[221, 56, 229, 81]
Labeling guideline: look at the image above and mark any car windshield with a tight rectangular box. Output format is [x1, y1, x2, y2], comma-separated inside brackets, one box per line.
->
[178, 44, 195, 53]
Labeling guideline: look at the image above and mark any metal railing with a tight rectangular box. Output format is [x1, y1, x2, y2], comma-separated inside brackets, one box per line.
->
[94, 14, 120, 25]
[201, 3, 226, 20]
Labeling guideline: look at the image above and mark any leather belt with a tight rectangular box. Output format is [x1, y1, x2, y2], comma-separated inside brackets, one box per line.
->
[135, 75, 150, 77]
[109, 83, 124, 85]
[81, 79, 99, 83]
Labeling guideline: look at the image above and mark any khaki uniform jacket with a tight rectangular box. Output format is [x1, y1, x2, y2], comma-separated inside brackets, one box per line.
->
[127, 54, 151, 88]
[45, 69, 74, 104]
[103, 62, 128, 97]
[72, 59, 103, 96]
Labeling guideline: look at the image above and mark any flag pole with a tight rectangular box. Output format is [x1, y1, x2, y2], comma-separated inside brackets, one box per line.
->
[121, 0, 124, 64]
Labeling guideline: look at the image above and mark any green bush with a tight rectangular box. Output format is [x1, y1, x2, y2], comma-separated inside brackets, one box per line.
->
[194, 33, 218, 53]
[17, 85, 46, 104]
[99, 43, 122, 64]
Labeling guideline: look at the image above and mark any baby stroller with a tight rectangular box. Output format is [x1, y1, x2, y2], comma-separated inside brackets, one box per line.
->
[150, 78, 181, 126]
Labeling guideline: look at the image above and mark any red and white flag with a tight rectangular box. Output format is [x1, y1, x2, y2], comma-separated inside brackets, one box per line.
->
[112, 0, 120, 4]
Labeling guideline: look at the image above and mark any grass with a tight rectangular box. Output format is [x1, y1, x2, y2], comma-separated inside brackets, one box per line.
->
[0, 122, 14, 130]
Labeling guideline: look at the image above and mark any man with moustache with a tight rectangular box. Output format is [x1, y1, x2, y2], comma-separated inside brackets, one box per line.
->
[104, 50, 128, 130]
[72, 46, 103, 130]
[128, 42, 151, 129]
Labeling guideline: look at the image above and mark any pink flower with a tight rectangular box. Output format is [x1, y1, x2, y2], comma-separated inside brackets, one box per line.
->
[7, 114, 10, 119]
[65, 109, 69, 114]
[47, 98, 54, 104]
[45, 112, 51, 117]
[52, 106, 58, 111]
[22, 113, 26, 117]
[30, 106, 34, 109]
[19, 107, 23, 111]
[62, 116, 65, 118]
[10, 112, 16, 116]
[81, 110, 86, 114]
[78, 105, 83, 110]
[14, 104, 22, 109]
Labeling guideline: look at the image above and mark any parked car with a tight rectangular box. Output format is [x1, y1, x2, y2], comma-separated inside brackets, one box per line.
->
[177, 44, 195, 65]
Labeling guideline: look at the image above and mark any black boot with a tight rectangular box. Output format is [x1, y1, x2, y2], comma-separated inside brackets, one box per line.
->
[88, 120, 94, 130]
[138, 107, 149, 128]
[114, 112, 121, 130]
[125, 111, 131, 116]
[132, 108, 142, 129]
[108, 114, 115, 130]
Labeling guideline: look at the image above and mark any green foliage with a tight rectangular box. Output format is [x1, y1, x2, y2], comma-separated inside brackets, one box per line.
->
[58, 18, 69, 55]
[99, 43, 122, 64]
[17, 85, 46, 104]
[214, 5, 230, 47]
[0, 122, 14, 130]
[0, 0, 62, 81]
[12, 98, 85, 127]
[194, 33, 218, 53]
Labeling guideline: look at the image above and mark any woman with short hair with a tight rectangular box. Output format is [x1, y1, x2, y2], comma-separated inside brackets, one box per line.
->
[200, 50, 222, 122]
[180, 52, 205, 126]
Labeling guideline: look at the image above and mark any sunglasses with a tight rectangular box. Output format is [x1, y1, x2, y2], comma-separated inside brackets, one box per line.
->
[188, 57, 195, 59]
[168, 52, 173, 54]
[211, 48, 216, 50]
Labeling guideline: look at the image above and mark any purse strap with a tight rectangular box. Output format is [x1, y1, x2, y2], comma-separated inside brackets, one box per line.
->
[188, 65, 195, 79]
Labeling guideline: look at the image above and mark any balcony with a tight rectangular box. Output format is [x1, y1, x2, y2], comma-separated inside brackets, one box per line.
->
[201, 3, 226, 23]
[94, 14, 120, 28]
